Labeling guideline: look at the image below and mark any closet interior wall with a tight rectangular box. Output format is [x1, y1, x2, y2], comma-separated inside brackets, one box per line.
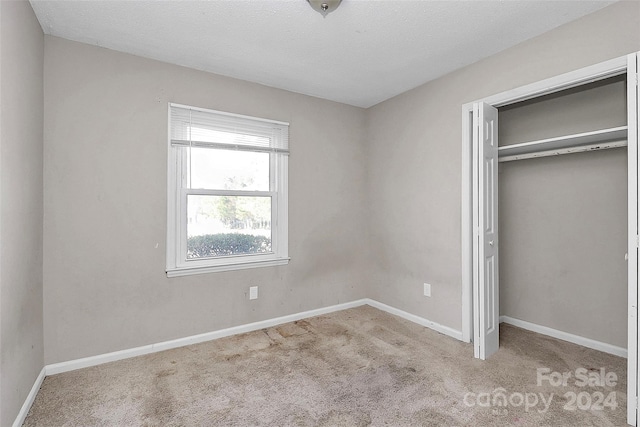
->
[498, 76, 628, 348]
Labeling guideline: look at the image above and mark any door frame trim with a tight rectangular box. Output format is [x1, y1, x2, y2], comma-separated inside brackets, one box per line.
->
[461, 53, 637, 424]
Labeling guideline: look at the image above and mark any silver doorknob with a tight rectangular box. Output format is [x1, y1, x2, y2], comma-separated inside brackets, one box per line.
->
[489, 240, 494, 246]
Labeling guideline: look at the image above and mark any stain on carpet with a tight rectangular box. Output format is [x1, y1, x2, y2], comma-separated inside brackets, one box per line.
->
[23, 306, 626, 426]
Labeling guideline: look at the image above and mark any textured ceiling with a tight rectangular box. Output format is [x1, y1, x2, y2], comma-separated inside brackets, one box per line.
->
[29, 0, 615, 108]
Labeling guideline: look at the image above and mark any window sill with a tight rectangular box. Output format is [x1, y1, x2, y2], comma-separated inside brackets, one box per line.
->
[166, 257, 290, 277]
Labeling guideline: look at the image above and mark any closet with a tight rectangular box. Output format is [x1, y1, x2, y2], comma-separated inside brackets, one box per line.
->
[497, 75, 628, 351]
[463, 53, 639, 425]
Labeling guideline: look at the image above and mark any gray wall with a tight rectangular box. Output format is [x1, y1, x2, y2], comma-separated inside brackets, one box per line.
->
[499, 78, 627, 347]
[40, 1, 640, 366]
[43, 37, 369, 364]
[0, 1, 44, 426]
[366, 1, 640, 333]
[499, 77, 627, 145]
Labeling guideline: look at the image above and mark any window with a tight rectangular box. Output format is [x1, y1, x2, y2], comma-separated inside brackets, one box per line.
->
[167, 103, 289, 276]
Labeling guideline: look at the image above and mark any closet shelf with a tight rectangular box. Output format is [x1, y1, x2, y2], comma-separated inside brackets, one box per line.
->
[498, 126, 628, 162]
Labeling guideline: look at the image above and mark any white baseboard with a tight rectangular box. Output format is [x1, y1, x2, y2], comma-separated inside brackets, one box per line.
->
[46, 298, 462, 376]
[15, 298, 460, 425]
[499, 315, 627, 358]
[365, 298, 463, 341]
[11, 305, 625, 427]
[46, 299, 368, 375]
[12, 366, 46, 427]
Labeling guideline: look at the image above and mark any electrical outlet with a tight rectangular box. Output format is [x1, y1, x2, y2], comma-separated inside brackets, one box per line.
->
[423, 283, 431, 297]
[249, 286, 258, 300]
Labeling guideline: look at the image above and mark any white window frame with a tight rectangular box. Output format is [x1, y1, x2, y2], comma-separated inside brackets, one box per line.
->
[166, 103, 289, 277]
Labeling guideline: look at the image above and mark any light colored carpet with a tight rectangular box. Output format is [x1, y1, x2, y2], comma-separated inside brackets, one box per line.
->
[24, 305, 626, 426]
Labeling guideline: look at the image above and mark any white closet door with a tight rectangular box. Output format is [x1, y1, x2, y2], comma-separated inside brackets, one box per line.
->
[628, 52, 639, 427]
[473, 102, 500, 360]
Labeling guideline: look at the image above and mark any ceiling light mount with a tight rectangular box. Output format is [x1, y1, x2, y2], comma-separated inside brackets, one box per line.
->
[307, 0, 342, 18]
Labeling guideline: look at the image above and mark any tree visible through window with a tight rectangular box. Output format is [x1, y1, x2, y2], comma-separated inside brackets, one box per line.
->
[166, 104, 289, 276]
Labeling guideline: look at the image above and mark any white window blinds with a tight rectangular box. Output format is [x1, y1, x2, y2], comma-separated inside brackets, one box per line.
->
[170, 103, 289, 154]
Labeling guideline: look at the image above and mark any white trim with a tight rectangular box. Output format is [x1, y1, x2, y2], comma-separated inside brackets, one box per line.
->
[12, 367, 46, 427]
[627, 52, 639, 426]
[498, 139, 627, 163]
[497, 126, 628, 162]
[463, 56, 632, 340]
[166, 103, 177, 274]
[166, 103, 289, 276]
[45, 298, 463, 375]
[12, 303, 626, 425]
[46, 299, 367, 375]
[463, 54, 638, 426]
[166, 257, 290, 277]
[185, 189, 275, 197]
[365, 299, 464, 341]
[461, 106, 473, 343]
[500, 316, 627, 359]
[478, 55, 628, 108]
[462, 101, 474, 343]
[170, 102, 290, 126]
[471, 103, 481, 358]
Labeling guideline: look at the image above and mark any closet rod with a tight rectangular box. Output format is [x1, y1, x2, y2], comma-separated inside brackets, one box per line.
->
[498, 126, 628, 163]
[499, 139, 627, 162]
